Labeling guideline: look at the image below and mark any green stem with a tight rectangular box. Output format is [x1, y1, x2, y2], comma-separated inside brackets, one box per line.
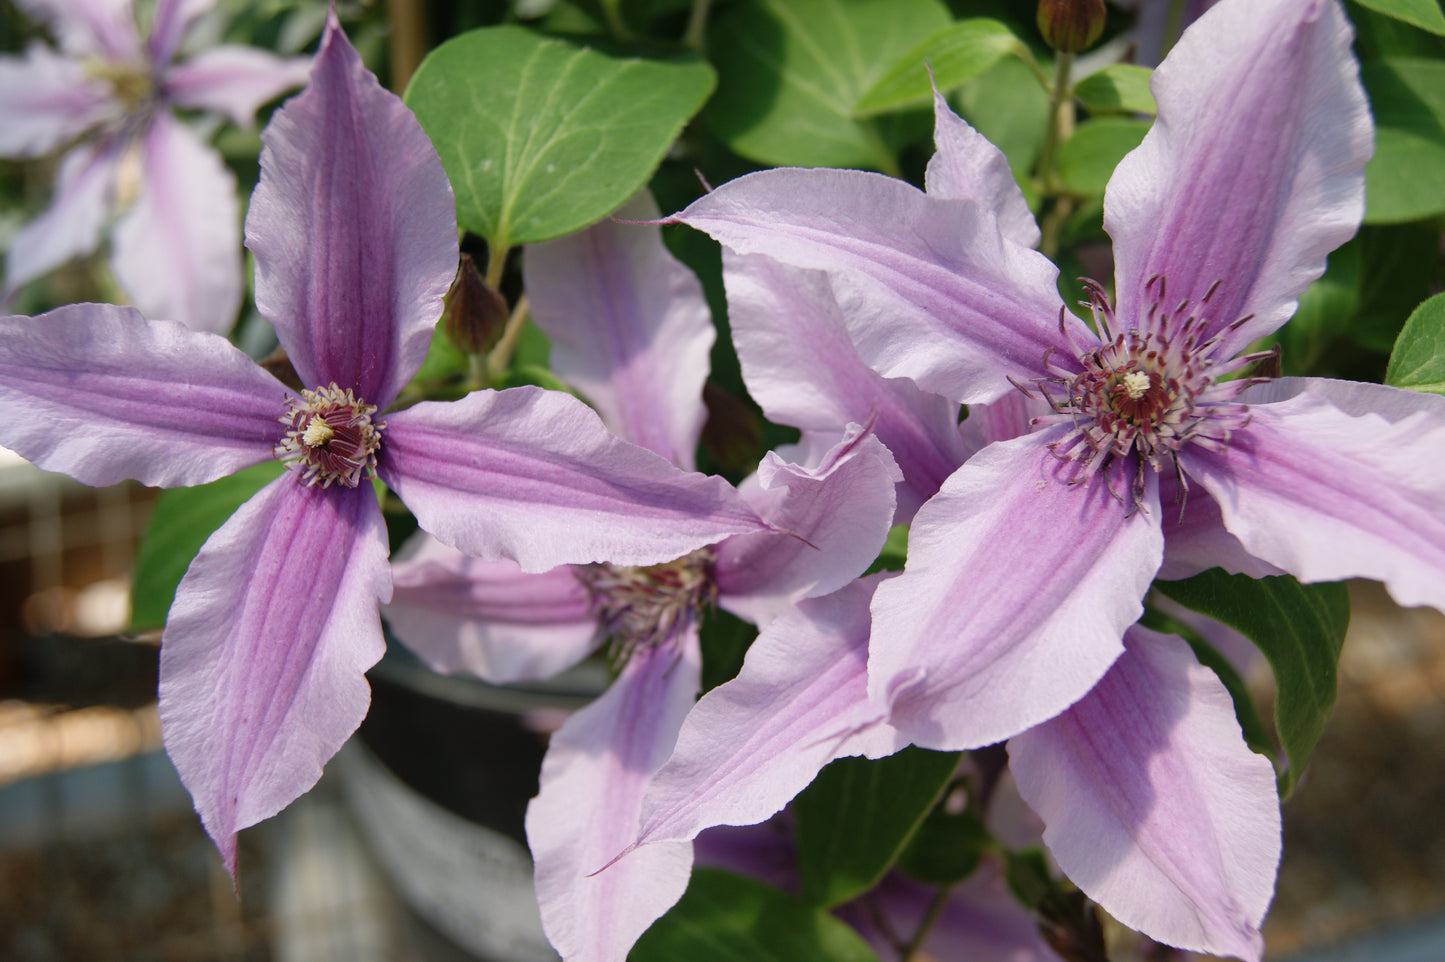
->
[1035, 52, 1076, 261]
[601, 0, 635, 42]
[901, 884, 955, 962]
[1034, 51, 1074, 197]
[1014, 43, 1052, 94]
[487, 293, 531, 380]
[485, 243, 510, 289]
[683, 0, 713, 50]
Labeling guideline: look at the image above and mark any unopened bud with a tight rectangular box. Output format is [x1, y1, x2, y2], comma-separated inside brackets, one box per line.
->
[1037, 0, 1106, 53]
[443, 253, 508, 354]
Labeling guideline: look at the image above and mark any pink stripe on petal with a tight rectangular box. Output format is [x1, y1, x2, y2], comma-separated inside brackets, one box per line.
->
[637, 576, 904, 848]
[526, 191, 713, 470]
[147, 0, 213, 67]
[385, 533, 598, 685]
[527, 630, 700, 962]
[677, 167, 1075, 405]
[380, 387, 769, 573]
[0, 304, 287, 487]
[870, 430, 1163, 751]
[1010, 628, 1280, 961]
[111, 114, 243, 334]
[1183, 391, 1445, 613]
[247, 14, 455, 408]
[165, 45, 312, 129]
[1107, 0, 1371, 356]
[159, 477, 389, 873]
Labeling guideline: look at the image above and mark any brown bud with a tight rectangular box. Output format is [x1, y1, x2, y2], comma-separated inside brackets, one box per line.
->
[442, 253, 508, 354]
[1037, 0, 1106, 53]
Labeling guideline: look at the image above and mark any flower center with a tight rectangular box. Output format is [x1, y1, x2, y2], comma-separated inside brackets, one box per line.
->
[85, 59, 156, 114]
[1022, 276, 1270, 505]
[275, 384, 383, 488]
[576, 548, 716, 666]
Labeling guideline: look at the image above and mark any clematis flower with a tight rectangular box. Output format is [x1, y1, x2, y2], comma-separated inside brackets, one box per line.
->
[0, 0, 310, 332]
[0, 18, 774, 874]
[647, 0, 1445, 956]
[382, 195, 902, 962]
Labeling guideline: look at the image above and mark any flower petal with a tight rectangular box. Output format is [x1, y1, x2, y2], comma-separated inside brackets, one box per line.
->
[725, 251, 970, 521]
[3, 140, 116, 299]
[925, 87, 1040, 249]
[1156, 472, 1285, 581]
[1009, 628, 1280, 961]
[15, 0, 139, 59]
[159, 477, 389, 873]
[165, 45, 312, 128]
[637, 576, 904, 848]
[0, 304, 287, 487]
[526, 630, 700, 962]
[0, 43, 115, 157]
[871, 431, 1163, 751]
[1182, 388, 1445, 613]
[1106, 0, 1371, 354]
[380, 386, 770, 573]
[714, 426, 899, 625]
[110, 113, 242, 334]
[246, 13, 455, 408]
[525, 191, 713, 470]
[147, 0, 213, 67]
[384, 533, 597, 685]
[675, 167, 1075, 405]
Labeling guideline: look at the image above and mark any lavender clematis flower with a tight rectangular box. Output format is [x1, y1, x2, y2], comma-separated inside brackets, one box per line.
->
[670, 0, 1445, 795]
[647, 0, 1445, 955]
[0, 19, 773, 874]
[0, 0, 310, 332]
[383, 197, 902, 962]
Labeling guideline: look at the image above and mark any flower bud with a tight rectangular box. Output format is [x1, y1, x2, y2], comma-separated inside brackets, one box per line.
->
[442, 253, 509, 355]
[1037, 0, 1106, 53]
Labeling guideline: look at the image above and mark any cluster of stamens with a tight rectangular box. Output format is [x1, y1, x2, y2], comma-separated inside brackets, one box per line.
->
[1016, 275, 1274, 508]
[575, 548, 717, 667]
[275, 384, 384, 488]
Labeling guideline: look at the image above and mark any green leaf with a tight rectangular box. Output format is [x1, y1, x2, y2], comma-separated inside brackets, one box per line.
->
[405, 26, 714, 249]
[1276, 238, 1361, 375]
[955, 55, 1051, 179]
[1386, 291, 1445, 394]
[129, 462, 284, 630]
[704, 0, 950, 169]
[793, 747, 961, 907]
[631, 868, 879, 962]
[1353, 0, 1445, 35]
[852, 18, 1020, 117]
[1154, 571, 1350, 797]
[896, 802, 989, 886]
[1073, 64, 1156, 115]
[1352, 224, 1442, 353]
[1360, 58, 1445, 224]
[1055, 117, 1150, 196]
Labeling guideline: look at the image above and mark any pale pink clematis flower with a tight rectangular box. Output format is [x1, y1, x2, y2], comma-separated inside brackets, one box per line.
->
[0, 18, 772, 874]
[628, 0, 1445, 957]
[0, 0, 311, 332]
